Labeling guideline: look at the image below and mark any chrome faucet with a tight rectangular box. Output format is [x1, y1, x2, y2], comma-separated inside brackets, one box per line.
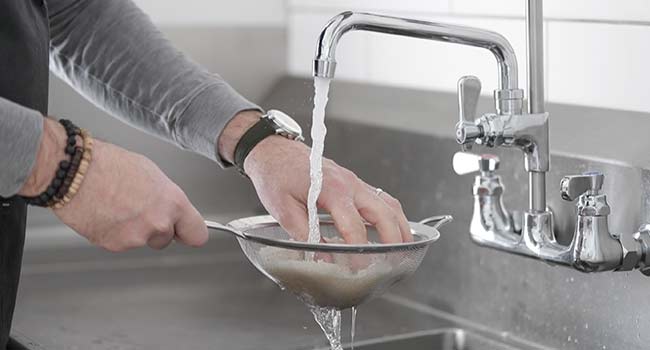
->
[312, 1, 650, 275]
[313, 11, 523, 116]
[454, 153, 650, 274]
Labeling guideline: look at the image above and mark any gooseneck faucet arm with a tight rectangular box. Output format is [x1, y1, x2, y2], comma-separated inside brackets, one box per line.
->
[313, 11, 519, 94]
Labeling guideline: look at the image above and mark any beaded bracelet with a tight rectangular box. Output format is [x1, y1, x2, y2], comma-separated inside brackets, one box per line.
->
[53, 129, 93, 209]
[23, 119, 93, 208]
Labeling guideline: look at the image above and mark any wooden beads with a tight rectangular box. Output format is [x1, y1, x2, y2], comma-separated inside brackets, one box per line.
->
[52, 129, 93, 209]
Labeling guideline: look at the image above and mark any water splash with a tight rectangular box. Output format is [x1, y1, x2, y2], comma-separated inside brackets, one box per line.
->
[309, 305, 342, 350]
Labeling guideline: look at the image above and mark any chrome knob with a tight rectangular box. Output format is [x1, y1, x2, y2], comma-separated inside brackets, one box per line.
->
[560, 171, 605, 201]
[455, 76, 483, 149]
[452, 152, 499, 175]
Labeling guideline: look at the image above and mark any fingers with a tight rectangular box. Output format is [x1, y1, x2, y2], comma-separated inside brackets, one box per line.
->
[275, 199, 310, 241]
[147, 231, 175, 250]
[102, 195, 206, 252]
[376, 191, 413, 242]
[354, 189, 403, 244]
[361, 183, 412, 242]
[321, 197, 368, 244]
[173, 194, 209, 247]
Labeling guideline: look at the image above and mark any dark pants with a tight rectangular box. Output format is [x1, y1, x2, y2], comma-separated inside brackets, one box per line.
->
[0, 197, 26, 349]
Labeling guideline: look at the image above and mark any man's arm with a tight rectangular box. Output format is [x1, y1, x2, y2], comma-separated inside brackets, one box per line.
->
[0, 98, 43, 197]
[46, 0, 412, 245]
[48, 0, 259, 165]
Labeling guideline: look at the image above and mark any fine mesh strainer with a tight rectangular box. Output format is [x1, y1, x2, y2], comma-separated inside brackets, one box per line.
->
[205, 214, 452, 310]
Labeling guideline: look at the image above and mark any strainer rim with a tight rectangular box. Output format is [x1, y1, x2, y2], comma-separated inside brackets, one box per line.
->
[227, 214, 441, 253]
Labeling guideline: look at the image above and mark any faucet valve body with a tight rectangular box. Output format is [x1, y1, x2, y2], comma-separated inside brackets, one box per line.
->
[494, 89, 524, 116]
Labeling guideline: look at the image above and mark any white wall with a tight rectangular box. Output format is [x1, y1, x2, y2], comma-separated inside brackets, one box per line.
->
[287, 0, 650, 113]
[132, 0, 286, 26]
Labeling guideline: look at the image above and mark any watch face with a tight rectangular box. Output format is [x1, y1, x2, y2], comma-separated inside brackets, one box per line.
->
[266, 110, 303, 139]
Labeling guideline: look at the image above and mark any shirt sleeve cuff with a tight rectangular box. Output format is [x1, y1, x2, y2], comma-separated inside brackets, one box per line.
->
[173, 80, 262, 168]
[0, 98, 43, 197]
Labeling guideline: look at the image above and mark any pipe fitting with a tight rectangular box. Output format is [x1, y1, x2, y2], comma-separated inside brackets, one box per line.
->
[617, 232, 642, 271]
[634, 225, 650, 276]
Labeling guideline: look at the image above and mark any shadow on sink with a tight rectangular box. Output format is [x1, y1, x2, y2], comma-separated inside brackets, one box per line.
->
[340, 328, 521, 350]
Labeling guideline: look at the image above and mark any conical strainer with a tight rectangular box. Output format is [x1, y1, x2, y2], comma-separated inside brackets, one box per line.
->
[205, 214, 452, 310]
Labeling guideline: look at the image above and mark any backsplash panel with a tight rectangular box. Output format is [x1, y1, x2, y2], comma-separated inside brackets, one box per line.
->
[287, 0, 650, 113]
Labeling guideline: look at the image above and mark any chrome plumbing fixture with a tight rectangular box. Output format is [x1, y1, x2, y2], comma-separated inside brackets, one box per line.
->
[453, 153, 650, 274]
[312, 0, 650, 275]
[313, 11, 524, 117]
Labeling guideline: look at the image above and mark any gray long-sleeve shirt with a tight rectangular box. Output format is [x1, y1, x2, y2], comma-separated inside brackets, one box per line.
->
[0, 0, 259, 197]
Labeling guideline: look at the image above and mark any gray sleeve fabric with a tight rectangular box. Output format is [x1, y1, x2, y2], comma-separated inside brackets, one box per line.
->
[0, 98, 43, 197]
[47, 0, 261, 165]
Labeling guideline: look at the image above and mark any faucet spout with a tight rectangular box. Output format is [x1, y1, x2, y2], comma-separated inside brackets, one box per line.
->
[313, 12, 519, 92]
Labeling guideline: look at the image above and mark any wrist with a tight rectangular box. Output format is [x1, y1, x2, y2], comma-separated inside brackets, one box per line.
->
[244, 134, 306, 176]
[19, 118, 67, 196]
[217, 110, 262, 164]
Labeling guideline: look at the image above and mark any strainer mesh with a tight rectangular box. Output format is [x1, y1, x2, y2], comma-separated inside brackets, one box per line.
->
[237, 224, 429, 310]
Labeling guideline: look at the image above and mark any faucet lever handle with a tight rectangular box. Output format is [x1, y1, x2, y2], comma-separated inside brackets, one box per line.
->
[453, 152, 499, 175]
[456, 76, 483, 149]
[560, 172, 605, 201]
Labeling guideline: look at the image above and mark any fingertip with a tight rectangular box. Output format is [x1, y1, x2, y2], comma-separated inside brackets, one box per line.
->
[174, 202, 210, 247]
[196, 226, 210, 246]
[182, 223, 209, 247]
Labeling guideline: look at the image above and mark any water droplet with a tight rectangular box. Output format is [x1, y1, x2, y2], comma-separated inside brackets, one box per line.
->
[351, 306, 358, 350]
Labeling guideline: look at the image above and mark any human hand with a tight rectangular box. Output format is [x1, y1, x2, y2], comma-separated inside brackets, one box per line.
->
[244, 136, 412, 244]
[20, 118, 208, 251]
[217, 110, 411, 244]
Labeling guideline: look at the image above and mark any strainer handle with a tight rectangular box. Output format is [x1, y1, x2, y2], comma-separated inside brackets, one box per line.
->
[205, 220, 248, 240]
[419, 215, 453, 229]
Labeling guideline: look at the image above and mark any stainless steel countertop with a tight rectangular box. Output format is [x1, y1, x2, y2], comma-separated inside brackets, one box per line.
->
[12, 223, 460, 350]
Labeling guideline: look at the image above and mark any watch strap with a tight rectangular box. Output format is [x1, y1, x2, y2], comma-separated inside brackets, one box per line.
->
[233, 117, 277, 175]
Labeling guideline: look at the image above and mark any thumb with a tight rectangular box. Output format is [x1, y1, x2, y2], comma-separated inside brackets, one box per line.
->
[174, 197, 209, 247]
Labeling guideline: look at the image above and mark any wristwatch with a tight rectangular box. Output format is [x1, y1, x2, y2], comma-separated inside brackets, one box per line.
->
[233, 110, 304, 175]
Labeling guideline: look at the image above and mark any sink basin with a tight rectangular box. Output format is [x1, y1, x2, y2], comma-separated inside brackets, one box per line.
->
[339, 328, 522, 350]
[15, 224, 543, 350]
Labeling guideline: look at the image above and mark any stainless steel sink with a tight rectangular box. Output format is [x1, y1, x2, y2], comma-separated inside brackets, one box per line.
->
[339, 328, 521, 350]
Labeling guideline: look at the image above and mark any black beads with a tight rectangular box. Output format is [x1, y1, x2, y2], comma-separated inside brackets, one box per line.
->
[21, 118, 83, 207]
